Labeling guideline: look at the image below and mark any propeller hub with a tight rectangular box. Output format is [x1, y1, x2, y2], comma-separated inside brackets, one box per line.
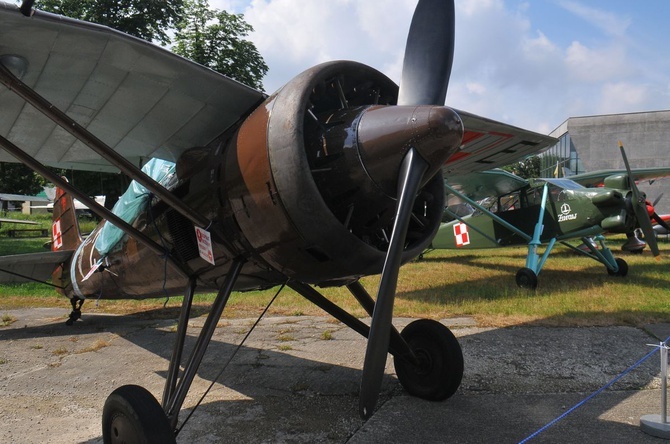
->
[357, 105, 463, 197]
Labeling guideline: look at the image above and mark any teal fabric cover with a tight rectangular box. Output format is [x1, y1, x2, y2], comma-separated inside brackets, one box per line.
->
[94, 159, 176, 256]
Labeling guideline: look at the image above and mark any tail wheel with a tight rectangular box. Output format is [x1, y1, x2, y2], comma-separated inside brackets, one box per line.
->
[607, 258, 628, 277]
[516, 267, 538, 289]
[394, 319, 463, 401]
[102, 385, 175, 444]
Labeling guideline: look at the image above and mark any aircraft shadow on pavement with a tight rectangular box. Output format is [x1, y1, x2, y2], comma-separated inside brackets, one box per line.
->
[1, 308, 666, 443]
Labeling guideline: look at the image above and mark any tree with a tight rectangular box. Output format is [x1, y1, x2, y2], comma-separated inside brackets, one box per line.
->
[172, 0, 268, 90]
[502, 155, 541, 179]
[0, 163, 46, 195]
[36, 0, 183, 45]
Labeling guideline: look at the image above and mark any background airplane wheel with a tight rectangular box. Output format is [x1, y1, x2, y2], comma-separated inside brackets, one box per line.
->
[607, 258, 628, 277]
[515, 267, 538, 289]
[394, 319, 463, 401]
[102, 384, 175, 444]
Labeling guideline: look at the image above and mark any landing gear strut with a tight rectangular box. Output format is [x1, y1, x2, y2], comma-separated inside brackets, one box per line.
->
[65, 297, 84, 326]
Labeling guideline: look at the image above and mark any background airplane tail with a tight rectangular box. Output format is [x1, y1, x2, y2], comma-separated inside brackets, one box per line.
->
[51, 183, 82, 293]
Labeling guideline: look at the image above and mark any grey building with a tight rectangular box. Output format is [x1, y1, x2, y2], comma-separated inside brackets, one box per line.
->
[541, 110, 670, 214]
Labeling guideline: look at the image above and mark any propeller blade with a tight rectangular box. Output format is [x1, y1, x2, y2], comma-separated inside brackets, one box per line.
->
[653, 212, 670, 232]
[397, 0, 455, 106]
[359, 148, 428, 419]
[653, 193, 664, 207]
[619, 141, 660, 258]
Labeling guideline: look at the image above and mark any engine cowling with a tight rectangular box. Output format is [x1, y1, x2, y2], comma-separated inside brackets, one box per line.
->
[224, 61, 462, 285]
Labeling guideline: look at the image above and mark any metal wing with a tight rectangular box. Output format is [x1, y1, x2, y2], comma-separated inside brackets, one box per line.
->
[0, 250, 73, 284]
[444, 110, 557, 175]
[0, 3, 265, 172]
[568, 167, 670, 188]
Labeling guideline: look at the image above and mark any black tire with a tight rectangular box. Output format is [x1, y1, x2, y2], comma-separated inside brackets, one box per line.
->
[515, 267, 538, 289]
[102, 385, 175, 444]
[607, 258, 628, 277]
[394, 319, 464, 401]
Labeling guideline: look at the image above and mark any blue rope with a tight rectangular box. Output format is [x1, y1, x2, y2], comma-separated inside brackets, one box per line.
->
[519, 335, 670, 443]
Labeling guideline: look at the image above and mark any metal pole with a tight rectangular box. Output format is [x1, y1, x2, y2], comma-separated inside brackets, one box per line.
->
[662, 343, 668, 424]
[166, 258, 245, 428]
[162, 277, 197, 409]
[640, 342, 670, 438]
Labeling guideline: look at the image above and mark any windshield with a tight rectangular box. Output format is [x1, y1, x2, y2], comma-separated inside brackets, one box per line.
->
[536, 178, 585, 190]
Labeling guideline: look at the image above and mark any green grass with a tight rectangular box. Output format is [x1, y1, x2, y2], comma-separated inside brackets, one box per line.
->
[0, 221, 669, 328]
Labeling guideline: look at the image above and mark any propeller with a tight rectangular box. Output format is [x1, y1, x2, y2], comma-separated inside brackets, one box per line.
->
[397, 0, 455, 106]
[649, 194, 670, 232]
[359, 0, 456, 419]
[653, 193, 664, 207]
[619, 141, 661, 258]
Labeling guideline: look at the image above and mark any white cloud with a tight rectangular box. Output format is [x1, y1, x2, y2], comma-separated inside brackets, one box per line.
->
[599, 82, 650, 114]
[557, 0, 631, 38]
[209, 0, 669, 133]
[564, 41, 631, 82]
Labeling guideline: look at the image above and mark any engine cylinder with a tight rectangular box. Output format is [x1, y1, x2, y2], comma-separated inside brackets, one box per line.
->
[224, 61, 455, 285]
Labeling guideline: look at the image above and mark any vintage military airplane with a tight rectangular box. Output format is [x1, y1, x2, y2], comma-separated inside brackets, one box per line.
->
[0, 0, 556, 441]
[432, 144, 670, 289]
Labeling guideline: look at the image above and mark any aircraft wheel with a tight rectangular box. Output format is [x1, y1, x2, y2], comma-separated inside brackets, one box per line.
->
[394, 319, 463, 401]
[515, 267, 538, 289]
[607, 258, 628, 277]
[102, 384, 175, 444]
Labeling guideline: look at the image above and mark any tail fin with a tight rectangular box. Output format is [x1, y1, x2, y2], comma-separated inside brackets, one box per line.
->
[51, 181, 83, 252]
[51, 181, 83, 296]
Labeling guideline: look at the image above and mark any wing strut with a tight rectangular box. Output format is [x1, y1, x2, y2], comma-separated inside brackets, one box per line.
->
[0, 132, 186, 273]
[0, 63, 212, 231]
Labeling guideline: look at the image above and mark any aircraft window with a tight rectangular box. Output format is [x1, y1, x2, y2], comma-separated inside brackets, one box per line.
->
[498, 192, 520, 211]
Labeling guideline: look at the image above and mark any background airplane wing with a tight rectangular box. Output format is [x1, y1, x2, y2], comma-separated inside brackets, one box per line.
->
[443, 169, 529, 202]
[568, 167, 670, 188]
[0, 250, 73, 284]
[0, 217, 39, 225]
[0, 192, 49, 203]
[0, 3, 266, 172]
[444, 110, 557, 175]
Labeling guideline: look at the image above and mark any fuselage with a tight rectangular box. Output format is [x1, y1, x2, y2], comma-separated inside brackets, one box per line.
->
[58, 61, 462, 300]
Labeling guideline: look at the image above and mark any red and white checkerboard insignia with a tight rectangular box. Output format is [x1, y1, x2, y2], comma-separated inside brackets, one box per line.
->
[453, 222, 470, 247]
[52, 219, 63, 250]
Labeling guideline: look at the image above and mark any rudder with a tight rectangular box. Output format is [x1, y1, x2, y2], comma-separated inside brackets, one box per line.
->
[51, 182, 82, 252]
[51, 181, 82, 294]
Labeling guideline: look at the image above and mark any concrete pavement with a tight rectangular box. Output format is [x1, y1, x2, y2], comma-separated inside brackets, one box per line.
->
[0, 307, 668, 443]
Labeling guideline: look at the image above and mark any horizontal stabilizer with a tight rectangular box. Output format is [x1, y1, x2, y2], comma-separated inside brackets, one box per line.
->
[0, 250, 73, 284]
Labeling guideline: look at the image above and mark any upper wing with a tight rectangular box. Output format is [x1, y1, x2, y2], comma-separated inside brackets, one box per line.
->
[0, 3, 265, 172]
[444, 109, 557, 175]
[443, 168, 529, 202]
[568, 167, 670, 188]
[0, 250, 73, 284]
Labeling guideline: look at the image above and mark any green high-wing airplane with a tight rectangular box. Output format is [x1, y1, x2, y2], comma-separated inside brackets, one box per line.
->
[432, 143, 670, 289]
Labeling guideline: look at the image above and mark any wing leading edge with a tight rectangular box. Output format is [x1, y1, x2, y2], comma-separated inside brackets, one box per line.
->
[568, 167, 670, 188]
[0, 2, 266, 172]
[445, 109, 557, 175]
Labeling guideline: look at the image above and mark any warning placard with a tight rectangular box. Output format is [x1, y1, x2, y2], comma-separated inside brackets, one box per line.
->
[195, 226, 215, 265]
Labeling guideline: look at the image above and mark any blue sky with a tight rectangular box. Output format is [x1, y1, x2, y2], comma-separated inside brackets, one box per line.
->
[211, 0, 669, 135]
